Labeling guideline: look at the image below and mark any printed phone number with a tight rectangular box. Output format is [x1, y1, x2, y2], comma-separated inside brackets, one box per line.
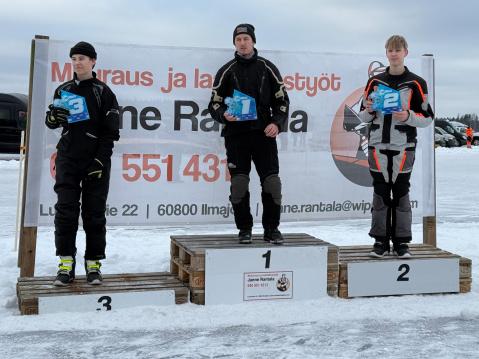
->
[122, 153, 231, 183]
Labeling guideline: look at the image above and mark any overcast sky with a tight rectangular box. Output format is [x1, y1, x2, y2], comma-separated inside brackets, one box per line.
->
[1, 0, 477, 117]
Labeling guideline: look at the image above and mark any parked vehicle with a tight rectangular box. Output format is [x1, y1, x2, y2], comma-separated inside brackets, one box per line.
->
[449, 121, 467, 134]
[0, 93, 27, 153]
[434, 132, 446, 147]
[435, 126, 459, 147]
[435, 119, 467, 146]
[446, 120, 478, 146]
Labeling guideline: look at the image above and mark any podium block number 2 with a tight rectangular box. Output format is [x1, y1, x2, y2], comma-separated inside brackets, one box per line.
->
[397, 264, 410, 282]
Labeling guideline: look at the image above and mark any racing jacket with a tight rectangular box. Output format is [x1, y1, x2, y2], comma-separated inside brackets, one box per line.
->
[208, 49, 289, 137]
[358, 66, 434, 151]
[46, 72, 120, 163]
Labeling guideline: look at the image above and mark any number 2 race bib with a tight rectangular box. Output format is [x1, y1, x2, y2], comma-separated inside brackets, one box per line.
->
[370, 84, 402, 114]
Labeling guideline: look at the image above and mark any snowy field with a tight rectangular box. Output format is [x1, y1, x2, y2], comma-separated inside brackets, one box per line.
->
[0, 147, 478, 358]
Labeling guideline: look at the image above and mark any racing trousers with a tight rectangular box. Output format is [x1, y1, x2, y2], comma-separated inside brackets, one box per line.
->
[54, 153, 111, 260]
[368, 146, 416, 246]
[225, 131, 282, 231]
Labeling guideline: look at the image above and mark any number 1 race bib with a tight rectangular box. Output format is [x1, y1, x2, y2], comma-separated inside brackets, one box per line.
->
[224, 90, 257, 121]
[371, 84, 402, 114]
[57, 90, 90, 123]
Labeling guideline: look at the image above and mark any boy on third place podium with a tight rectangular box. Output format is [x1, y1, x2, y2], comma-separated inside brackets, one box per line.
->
[358, 35, 434, 258]
[208, 24, 290, 245]
[45, 42, 120, 286]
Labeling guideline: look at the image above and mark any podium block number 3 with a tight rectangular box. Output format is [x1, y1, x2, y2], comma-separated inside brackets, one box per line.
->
[97, 295, 112, 311]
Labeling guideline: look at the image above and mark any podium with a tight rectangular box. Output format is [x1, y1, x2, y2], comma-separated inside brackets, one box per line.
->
[338, 244, 472, 298]
[16, 238, 472, 313]
[17, 272, 188, 315]
[170, 233, 339, 305]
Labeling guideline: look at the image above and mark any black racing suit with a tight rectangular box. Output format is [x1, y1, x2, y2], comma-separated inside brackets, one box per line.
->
[208, 49, 289, 231]
[46, 72, 120, 260]
[358, 66, 434, 247]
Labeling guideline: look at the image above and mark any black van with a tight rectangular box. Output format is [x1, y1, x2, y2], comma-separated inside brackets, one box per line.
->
[435, 119, 467, 146]
[0, 93, 27, 153]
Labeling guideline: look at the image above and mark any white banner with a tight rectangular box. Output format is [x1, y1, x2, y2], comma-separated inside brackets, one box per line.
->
[25, 39, 435, 226]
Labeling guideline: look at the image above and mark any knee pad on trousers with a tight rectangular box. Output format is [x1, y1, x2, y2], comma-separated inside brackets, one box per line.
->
[230, 174, 250, 204]
[396, 193, 411, 210]
[263, 174, 282, 205]
[370, 193, 388, 238]
[395, 194, 412, 238]
[372, 192, 387, 211]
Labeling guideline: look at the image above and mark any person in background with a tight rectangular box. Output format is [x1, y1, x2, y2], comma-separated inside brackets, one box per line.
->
[466, 126, 473, 148]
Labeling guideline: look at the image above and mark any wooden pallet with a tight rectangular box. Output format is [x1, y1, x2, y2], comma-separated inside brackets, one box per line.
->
[170, 233, 339, 304]
[338, 244, 472, 298]
[17, 272, 189, 315]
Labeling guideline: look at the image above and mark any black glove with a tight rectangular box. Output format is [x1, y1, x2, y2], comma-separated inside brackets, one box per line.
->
[85, 158, 104, 181]
[46, 104, 70, 128]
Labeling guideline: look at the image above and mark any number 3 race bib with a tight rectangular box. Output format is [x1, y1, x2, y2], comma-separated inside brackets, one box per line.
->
[54, 90, 90, 123]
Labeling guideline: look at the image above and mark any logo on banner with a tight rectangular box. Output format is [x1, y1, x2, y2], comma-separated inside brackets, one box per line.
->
[330, 61, 387, 187]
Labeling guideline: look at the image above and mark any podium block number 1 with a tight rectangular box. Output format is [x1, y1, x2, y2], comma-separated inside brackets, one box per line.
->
[262, 250, 271, 268]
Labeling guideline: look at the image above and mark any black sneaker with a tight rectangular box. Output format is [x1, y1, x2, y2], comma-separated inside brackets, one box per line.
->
[238, 229, 252, 244]
[264, 228, 284, 245]
[369, 241, 390, 258]
[85, 260, 103, 285]
[394, 243, 412, 258]
[53, 256, 75, 286]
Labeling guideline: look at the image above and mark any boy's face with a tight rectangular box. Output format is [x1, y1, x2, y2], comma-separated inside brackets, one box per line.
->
[386, 46, 408, 67]
[71, 54, 96, 77]
[234, 34, 254, 56]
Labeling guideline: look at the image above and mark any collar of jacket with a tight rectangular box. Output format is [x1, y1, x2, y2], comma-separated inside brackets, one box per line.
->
[234, 48, 258, 64]
[73, 71, 97, 86]
[385, 66, 410, 80]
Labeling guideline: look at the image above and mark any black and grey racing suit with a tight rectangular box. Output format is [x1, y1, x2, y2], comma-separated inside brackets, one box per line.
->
[358, 66, 434, 245]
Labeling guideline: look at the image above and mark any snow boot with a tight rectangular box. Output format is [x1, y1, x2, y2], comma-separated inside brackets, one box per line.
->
[369, 241, 390, 258]
[53, 256, 75, 286]
[264, 228, 284, 245]
[85, 260, 103, 285]
[394, 243, 412, 258]
[238, 229, 253, 244]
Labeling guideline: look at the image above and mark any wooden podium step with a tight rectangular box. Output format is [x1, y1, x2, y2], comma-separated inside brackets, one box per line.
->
[338, 244, 472, 298]
[170, 233, 339, 304]
[17, 272, 189, 315]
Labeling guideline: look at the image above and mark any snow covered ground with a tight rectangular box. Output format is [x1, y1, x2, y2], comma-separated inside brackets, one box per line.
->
[0, 147, 478, 358]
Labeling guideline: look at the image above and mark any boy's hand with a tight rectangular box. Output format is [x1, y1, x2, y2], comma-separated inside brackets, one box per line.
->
[46, 104, 69, 126]
[365, 98, 374, 113]
[224, 112, 237, 122]
[265, 123, 279, 137]
[392, 110, 409, 122]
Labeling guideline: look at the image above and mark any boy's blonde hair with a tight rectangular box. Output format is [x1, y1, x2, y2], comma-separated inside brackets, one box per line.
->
[385, 35, 408, 50]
